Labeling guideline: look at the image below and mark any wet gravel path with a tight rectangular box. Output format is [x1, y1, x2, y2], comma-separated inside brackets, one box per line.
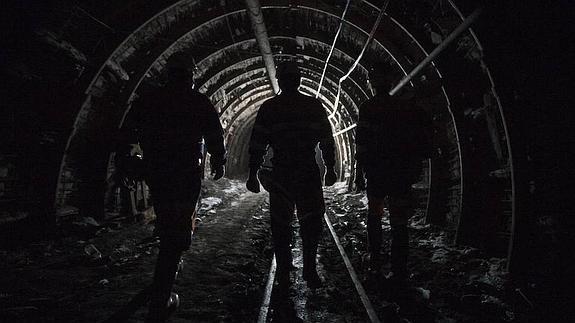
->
[0, 179, 273, 323]
[1, 180, 516, 323]
[323, 183, 515, 323]
[165, 182, 271, 323]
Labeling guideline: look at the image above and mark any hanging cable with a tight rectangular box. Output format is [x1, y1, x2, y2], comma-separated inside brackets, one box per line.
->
[75, 6, 116, 33]
[329, 0, 391, 120]
[316, 0, 351, 98]
[332, 5, 483, 139]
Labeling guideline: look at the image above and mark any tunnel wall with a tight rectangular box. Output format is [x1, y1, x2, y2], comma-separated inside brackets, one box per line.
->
[54, 1, 507, 240]
[2, 0, 520, 270]
[42, 1, 506, 228]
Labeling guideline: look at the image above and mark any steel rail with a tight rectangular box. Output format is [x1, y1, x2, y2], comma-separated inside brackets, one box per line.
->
[324, 212, 382, 323]
[257, 256, 277, 323]
[257, 212, 383, 323]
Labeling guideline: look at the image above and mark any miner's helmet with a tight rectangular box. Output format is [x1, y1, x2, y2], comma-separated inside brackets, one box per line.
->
[276, 61, 301, 90]
[276, 61, 301, 79]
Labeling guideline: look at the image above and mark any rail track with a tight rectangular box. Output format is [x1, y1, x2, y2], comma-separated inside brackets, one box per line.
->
[257, 208, 384, 323]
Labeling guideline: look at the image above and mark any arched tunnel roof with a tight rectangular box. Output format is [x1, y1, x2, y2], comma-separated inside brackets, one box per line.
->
[2, 0, 572, 307]
[43, 0, 513, 259]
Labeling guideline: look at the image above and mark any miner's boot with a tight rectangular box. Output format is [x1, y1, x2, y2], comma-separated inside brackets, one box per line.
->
[274, 246, 294, 288]
[302, 239, 322, 289]
[272, 221, 294, 288]
[388, 195, 411, 288]
[165, 259, 184, 313]
[146, 248, 183, 323]
[367, 211, 383, 273]
[301, 210, 323, 289]
[390, 224, 408, 283]
[270, 199, 295, 288]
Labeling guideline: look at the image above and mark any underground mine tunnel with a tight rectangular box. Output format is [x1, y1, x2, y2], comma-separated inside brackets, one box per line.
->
[0, 0, 572, 322]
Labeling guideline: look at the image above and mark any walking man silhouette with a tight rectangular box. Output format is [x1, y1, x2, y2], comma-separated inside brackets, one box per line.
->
[246, 61, 337, 288]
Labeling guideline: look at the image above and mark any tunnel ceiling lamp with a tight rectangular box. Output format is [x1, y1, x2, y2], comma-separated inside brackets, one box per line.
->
[316, 0, 351, 98]
[389, 7, 483, 96]
[329, 0, 390, 120]
[245, 0, 279, 94]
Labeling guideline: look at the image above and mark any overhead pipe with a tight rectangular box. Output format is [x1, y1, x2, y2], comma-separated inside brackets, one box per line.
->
[330, 0, 391, 120]
[389, 7, 483, 96]
[245, 0, 280, 94]
[332, 6, 483, 137]
[316, 0, 352, 98]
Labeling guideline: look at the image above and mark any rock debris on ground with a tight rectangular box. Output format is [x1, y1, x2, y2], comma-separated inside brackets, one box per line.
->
[1, 179, 517, 322]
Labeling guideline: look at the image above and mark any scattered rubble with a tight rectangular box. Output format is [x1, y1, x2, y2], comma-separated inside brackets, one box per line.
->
[0, 179, 272, 322]
[1, 179, 516, 322]
[323, 184, 515, 323]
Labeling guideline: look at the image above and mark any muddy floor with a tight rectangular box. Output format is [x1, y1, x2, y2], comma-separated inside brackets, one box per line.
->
[322, 183, 517, 323]
[1, 179, 524, 322]
[1, 179, 273, 323]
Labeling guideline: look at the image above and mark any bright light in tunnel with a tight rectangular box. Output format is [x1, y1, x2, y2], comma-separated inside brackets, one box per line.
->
[220, 78, 356, 181]
[43, 0, 519, 285]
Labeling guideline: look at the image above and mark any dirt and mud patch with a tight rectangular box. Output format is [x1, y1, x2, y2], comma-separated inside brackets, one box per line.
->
[0, 179, 273, 322]
[2, 180, 522, 322]
[322, 183, 516, 323]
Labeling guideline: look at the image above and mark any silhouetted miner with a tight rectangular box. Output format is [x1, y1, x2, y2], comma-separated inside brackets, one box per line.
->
[246, 62, 337, 288]
[104, 141, 134, 215]
[355, 66, 432, 285]
[127, 52, 226, 322]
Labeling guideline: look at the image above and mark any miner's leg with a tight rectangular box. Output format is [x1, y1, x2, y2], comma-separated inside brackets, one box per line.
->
[146, 239, 185, 323]
[388, 194, 412, 281]
[269, 189, 295, 287]
[146, 179, 199, 322]
[367, 196, 386, 272]
[297, 183, 325, 288]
